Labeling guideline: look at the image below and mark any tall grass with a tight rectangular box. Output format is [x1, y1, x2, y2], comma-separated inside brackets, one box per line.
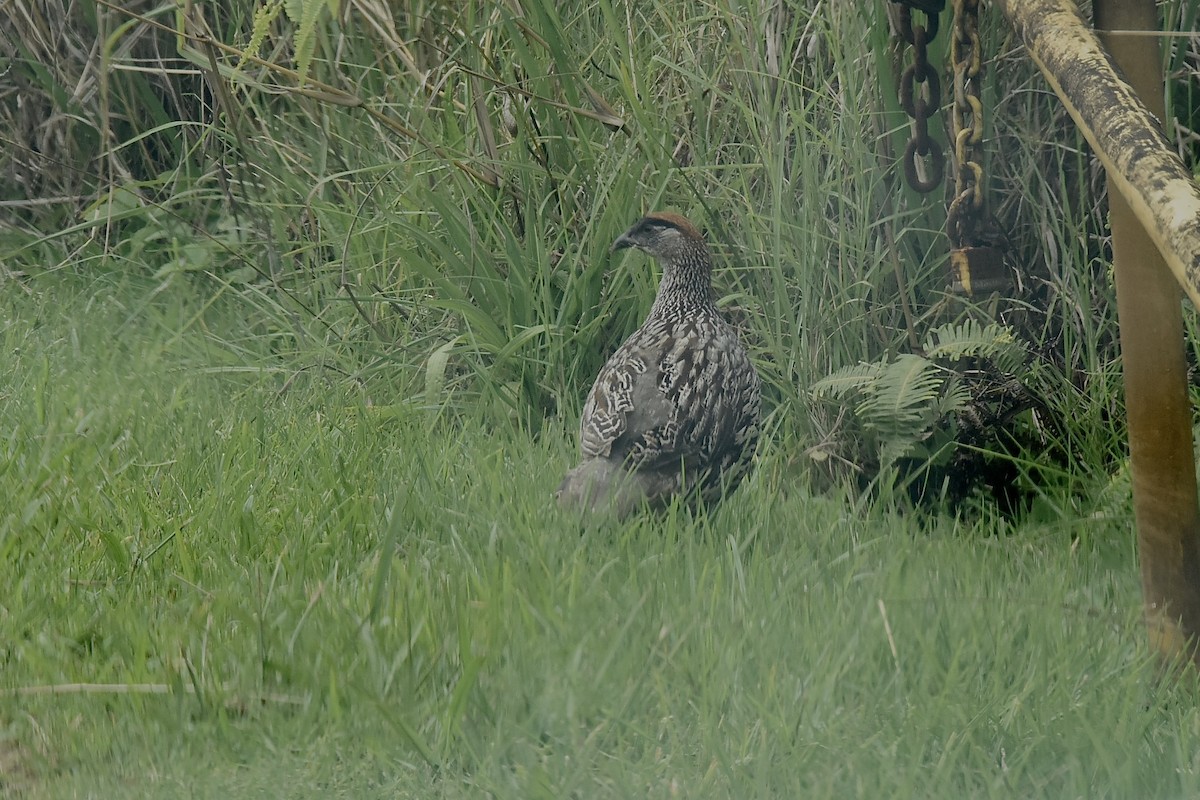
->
[6, 0, 1150, 462]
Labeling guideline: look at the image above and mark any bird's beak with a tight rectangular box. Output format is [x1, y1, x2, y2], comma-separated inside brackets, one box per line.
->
[610, 233, 634, 253]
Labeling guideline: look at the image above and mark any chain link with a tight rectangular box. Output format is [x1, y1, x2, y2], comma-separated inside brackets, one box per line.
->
[947, 0, 985, 245]
[896, 4, 944, 193]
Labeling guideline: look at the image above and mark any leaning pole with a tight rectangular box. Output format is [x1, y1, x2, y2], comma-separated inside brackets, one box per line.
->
[994, 0, 1200, 667]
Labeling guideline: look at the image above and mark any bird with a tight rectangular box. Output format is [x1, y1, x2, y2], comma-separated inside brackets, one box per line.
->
[557, 212, 762, 519]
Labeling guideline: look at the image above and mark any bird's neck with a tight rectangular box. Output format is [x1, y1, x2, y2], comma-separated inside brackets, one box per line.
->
[650, 250, 716, 315]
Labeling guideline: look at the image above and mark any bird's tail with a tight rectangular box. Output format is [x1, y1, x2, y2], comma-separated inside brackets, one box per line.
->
[555, 459, 681, 520]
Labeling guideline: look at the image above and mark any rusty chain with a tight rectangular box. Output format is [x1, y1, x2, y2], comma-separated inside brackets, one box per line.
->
[895, 3, 945, 193]
[946, 0, 1006, 297]
[947, 0, 985, 246]
[893, 0, 1006, 297]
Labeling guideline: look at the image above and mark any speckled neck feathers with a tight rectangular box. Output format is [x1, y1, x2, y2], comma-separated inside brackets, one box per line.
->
[649, 236, 715, 315]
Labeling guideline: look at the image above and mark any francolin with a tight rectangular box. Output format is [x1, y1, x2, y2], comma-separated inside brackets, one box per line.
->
[557, 212, 761, 519]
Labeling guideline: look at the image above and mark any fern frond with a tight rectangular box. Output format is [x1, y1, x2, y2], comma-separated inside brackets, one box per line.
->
[284, 0, 336, 86]
[878, 436, 919, 469]
[937, 376, 972, 417]
[924, 320, 1025, 372]
[811, 360, 885, 399]
[858, 354, 944, 429]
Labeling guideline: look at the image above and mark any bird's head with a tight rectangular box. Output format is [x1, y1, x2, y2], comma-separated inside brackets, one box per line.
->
[611, 212, 706, 263]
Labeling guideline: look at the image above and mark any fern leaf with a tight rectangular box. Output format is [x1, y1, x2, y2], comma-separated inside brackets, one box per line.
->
[878, 435, 919, 469]
[924, 320, 1025, 373]
[811, 360, 885, 399]
[284, 0, 334, 86]
[858, 354, 944, 429]
[937, 376, 972, 417]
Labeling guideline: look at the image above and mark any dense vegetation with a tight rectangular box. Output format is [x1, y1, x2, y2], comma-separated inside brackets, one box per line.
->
[3, 0, 1200, 796]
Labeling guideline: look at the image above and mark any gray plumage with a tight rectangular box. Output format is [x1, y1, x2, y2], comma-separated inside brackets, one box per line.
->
[557, 212, 761, 519]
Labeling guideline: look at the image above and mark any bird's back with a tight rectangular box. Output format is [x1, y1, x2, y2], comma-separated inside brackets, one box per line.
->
[561, 302, 760, 515]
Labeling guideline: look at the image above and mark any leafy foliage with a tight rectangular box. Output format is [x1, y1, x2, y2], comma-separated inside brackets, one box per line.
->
[924, 318, 1025, 372]
[816, 353, 954, 469]
[813, 319, 1054, 506]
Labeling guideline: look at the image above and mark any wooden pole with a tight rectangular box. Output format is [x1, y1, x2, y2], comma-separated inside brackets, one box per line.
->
[992, 0, 1200, 314]
[1095, 0, 1200, 667]
[997, 0, 1200, 666]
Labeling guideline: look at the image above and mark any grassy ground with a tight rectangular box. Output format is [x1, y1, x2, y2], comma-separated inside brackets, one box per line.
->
[3, 276, 1198, 799]
[5, 1, 1200, 796]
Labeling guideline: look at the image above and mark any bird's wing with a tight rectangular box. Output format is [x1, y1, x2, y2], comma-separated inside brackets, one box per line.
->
[578, 328, 672, 460]
[579, 320, 758, 472]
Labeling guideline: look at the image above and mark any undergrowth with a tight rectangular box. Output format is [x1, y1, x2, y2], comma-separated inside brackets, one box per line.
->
[7, 1, 1198, 505]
